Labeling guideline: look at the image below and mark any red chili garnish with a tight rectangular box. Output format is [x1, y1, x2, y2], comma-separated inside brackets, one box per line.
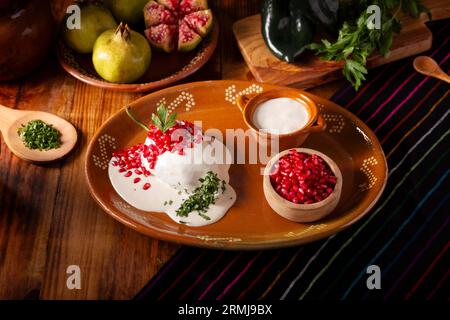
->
[270, 150, 337, 204]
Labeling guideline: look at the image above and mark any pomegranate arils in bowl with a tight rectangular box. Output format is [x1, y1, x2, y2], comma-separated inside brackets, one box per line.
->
[263, 148, 343, 223]
[270, 150, 337, 204]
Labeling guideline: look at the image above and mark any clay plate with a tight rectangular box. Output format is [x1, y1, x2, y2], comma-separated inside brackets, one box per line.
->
[85, 80, 388, 249]
[57, 21, 219, 92]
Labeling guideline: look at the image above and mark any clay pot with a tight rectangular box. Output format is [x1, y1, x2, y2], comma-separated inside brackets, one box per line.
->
[236, 89, 327, 152]
[263, 148, 343, 223]
[0, 0, 54, 81]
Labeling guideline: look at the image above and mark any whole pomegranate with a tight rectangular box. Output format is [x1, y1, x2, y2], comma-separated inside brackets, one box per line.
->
[63, 2, 117, 54]
[105, 0, 149, 26]
[92, 23, 151, 83]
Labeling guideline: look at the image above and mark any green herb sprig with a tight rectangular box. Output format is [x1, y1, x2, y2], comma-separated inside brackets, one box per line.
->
[126, 103, 177, 133]
[308, 0, 430, 90]
[152, 104, 177, 133]
[176, 171, 225, 220]
[17, 119, 61, 151]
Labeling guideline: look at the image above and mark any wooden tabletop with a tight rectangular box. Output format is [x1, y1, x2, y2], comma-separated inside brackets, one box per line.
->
[0, 0, 341, 299]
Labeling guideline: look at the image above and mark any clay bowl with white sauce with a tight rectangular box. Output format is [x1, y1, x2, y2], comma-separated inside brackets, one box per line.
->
[263, 148, 343, 223]
[236, 89, 327, 151]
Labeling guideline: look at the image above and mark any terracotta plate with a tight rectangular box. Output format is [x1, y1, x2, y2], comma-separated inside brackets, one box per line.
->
[57, 22, 218, 93]
[85, 80, 388, 249]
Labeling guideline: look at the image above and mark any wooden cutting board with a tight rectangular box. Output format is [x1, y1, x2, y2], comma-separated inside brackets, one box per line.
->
[233, 0, 450, 88]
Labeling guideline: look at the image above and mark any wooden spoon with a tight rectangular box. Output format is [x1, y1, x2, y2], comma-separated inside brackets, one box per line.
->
[0, 104, 77, 163]
[413, 56, 450, 84]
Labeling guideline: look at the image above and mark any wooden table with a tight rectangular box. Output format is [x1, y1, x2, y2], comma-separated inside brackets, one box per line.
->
[0, 0, 341, 299]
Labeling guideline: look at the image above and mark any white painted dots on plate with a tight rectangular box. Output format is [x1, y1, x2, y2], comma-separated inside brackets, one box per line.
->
[93, 134, 117, 170]
[225, 84, 264, 105]
[360, 156, 378, 191]
[157, 91, 196, 113]
[323, 114, 345, 133]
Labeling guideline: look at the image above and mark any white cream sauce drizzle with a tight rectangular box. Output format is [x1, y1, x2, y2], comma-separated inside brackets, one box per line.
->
[108, 139, 236, 227]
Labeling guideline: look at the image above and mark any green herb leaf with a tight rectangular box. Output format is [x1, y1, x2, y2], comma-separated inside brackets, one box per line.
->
[152, 104, 177, 133]
[308, 0, 430, 90]
[151, 113, 163, 130]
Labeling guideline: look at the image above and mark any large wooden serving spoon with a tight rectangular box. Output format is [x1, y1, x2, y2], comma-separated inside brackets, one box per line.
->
[0, 104, 77, 163]
[413, 56, 450, 83]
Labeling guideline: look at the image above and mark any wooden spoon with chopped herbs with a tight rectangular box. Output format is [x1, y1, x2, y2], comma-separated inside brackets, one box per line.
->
[0, 104, 77, 163]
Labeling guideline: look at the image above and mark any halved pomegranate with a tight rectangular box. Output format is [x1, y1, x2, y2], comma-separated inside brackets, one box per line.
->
[143, 0, 213, 52]
[179, 0, 208, 14]
[178, 20, 201, 52]
[184, 9, 213, 37]
[144, 23, 177, 53]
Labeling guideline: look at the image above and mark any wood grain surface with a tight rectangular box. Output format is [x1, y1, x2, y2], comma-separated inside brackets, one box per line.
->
[233, 0, 450, 88]
[0, 0, 341, 299]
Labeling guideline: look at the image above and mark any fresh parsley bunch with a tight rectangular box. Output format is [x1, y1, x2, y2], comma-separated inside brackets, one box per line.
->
[308, 0, 430, 90]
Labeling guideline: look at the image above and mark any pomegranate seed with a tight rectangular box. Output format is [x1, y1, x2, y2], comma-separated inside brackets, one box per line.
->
[133, 177, 141, 184]
[111, 120, 202, 180]
[143, 183, 151, 190]
[124, 171, 132, 178]
[270, 150, 336, 204]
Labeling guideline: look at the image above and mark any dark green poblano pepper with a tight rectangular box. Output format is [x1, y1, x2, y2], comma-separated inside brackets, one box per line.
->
[261, 0, 315, 63]
[298, 0, 339, 36]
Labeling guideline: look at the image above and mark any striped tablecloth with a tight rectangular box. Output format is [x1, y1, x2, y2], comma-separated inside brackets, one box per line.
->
[136, 19, 450, 301]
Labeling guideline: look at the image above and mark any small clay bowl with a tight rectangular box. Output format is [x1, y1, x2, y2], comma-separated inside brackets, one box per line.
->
[236, 89, 326, 151]
[263, 148, 343, 223]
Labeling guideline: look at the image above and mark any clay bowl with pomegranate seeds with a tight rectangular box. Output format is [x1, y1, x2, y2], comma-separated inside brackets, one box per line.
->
[263, 148, 343, 223]
[56, 19, 218, 93]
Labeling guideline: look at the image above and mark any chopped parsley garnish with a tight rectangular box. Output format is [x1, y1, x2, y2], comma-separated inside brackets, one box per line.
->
[17, 119, 61, 151]
[198, 212, 211, 221]
[176, 171, 226, 218]
[163, 200, 173, 206]
[221, 180, 226, 193]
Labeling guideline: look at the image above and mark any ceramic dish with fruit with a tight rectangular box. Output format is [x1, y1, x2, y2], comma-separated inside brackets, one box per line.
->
[58, 0, 218, 92]
[264, 148, 343, 223]
[85, 80, 387, 249]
